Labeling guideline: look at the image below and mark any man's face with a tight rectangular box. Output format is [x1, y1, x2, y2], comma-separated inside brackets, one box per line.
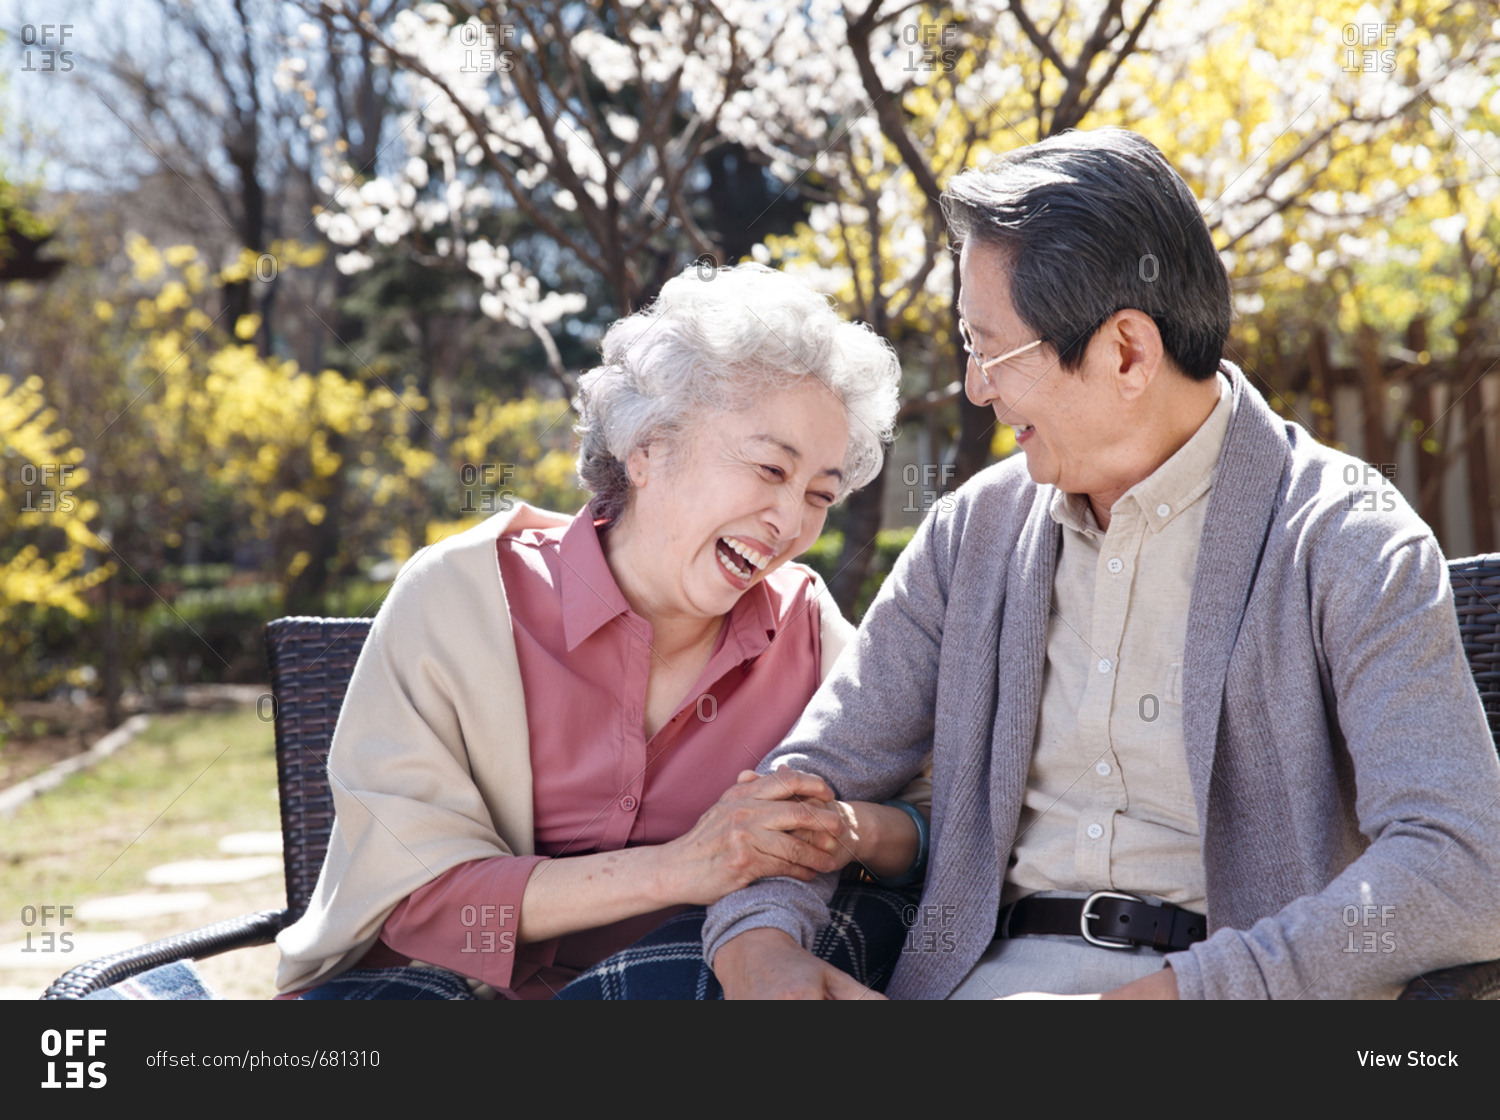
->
[959, 241, 1131, 498]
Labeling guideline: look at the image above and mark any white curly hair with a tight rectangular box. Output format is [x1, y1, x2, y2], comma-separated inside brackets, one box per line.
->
[573, 262, 902, 522]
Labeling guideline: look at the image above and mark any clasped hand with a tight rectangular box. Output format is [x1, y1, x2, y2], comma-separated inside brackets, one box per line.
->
[663, 769, 856, 906]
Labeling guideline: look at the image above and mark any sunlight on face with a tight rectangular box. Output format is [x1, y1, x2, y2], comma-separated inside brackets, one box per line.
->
[620, 378, 851, 620]
[959, 242, 1128, 499]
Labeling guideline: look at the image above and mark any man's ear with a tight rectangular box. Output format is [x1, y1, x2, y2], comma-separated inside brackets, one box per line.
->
[1108, 309, 1165, 400]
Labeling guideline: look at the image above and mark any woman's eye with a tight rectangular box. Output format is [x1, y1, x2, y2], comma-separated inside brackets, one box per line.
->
[760, 464, 786, 481]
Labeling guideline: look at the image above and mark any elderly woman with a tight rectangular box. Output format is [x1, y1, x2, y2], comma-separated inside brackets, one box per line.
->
[274, 263, 925, 999]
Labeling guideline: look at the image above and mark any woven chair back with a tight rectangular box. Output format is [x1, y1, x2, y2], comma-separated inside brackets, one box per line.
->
[1448, 556, 1500, 753]
[266, 616, 372, 918]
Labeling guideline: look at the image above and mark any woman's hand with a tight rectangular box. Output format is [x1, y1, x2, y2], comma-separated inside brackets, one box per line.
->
[517, 769, 858, 944]
[788, 799, 922, 880]
[659, 769, 852, 906]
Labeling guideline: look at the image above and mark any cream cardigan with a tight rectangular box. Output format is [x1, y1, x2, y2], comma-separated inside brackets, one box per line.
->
[274, 504, 892, 993]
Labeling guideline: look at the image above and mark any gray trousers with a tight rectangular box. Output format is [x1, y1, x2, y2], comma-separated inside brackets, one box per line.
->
[948, 892, 1179, 1000]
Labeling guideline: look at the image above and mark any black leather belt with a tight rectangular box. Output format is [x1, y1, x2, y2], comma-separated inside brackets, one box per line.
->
[998, 891, 1207, 952]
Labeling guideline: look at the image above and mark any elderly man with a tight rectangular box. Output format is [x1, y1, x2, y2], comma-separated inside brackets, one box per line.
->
[704, 127, 1500, 999]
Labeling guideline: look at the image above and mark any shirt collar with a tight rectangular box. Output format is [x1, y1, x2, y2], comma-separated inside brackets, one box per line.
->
[559, 510, 634, 652]
[1129, 370, 1233, 532]
[1050, 370, 1234, 538]
[1049, 489, 1101, 537]
[558, 508, 780, 654]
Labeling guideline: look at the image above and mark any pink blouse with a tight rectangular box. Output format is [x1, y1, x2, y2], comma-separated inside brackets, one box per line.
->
[366, 509, 825, 998]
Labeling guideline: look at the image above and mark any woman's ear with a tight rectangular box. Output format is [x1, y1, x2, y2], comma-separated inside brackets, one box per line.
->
[626, 445, 650, 487]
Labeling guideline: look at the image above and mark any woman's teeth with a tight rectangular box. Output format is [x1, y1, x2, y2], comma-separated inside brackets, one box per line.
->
[718, 550, 750, 579]
[717, 536, 771, 580]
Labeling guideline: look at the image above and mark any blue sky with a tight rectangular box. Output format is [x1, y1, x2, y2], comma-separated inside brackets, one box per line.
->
[0, 0, 255, 193]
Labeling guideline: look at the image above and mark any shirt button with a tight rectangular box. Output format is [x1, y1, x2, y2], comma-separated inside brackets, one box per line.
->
[1097, 658, 1112, 673]
[1107, 557, 1123, 574]
[1086, 822, 1104, 840]
[1157, 502, 1171, 517]
[620, 795, 638, 812]
[1095, 761, 1112, 776]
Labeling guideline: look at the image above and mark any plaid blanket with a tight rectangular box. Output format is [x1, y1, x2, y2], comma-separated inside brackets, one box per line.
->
[294, 966, 478, 1000]
[555, 882, 921, 1000]
[84, 959, 220, 1000]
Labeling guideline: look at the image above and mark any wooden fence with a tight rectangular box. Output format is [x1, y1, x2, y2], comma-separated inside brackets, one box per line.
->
[883, 320, 1500, 561]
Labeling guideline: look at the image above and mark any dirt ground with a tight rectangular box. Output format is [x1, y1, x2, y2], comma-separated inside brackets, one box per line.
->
[0, 687, 270, 790]
[0, 698, 106, 789]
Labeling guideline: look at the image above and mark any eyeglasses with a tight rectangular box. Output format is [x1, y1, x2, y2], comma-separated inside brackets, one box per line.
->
[957, 317, 1044, 384]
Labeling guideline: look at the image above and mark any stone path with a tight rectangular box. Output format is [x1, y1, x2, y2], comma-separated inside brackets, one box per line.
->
[0, 831, 284, 1000]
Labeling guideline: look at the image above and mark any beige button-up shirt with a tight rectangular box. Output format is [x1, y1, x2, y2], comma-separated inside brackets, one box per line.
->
[1002, 372, 1233, 915]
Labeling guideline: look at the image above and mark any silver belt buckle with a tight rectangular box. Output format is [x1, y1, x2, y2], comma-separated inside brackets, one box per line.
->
[1080, 890, 1145, 949]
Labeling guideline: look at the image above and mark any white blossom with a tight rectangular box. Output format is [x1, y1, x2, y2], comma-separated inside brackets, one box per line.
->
[335, 250, 374, 274]
[1430, 214, 1468, 244]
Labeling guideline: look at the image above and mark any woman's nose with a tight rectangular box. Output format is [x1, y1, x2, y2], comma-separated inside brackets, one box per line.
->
[767, 487, 804, 543]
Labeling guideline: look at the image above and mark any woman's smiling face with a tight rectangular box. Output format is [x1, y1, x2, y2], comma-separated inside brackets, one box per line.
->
[618, 377, 851, 620]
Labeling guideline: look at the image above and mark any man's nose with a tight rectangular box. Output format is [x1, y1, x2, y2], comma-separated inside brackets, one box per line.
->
[964, 353, 995, 407]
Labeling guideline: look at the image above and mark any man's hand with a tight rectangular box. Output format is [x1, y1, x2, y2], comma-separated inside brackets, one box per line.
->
[713, 927, 884, 1000]
[1099, 966, 1179, 999]
[1000, 966, 1180, 999]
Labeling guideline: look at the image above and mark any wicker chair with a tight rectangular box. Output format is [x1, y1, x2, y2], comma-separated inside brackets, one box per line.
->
[41, 617, 368, 1000]
[41, 555, 1500, 999]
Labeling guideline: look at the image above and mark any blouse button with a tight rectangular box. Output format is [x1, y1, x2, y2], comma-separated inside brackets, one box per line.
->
[620, 795, 638, 812]
[1107, 557, 1123, 574]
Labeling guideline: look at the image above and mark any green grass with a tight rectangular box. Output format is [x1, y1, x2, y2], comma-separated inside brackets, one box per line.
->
[0, 708, 281, 930]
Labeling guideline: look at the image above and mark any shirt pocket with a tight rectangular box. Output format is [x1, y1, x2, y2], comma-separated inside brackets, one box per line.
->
[1141, 661, 1195, 828]
[1163, 661, 1183, 706]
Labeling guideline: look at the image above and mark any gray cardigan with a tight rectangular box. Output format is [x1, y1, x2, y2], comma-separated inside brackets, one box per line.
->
[703, 363, 1500, 999]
